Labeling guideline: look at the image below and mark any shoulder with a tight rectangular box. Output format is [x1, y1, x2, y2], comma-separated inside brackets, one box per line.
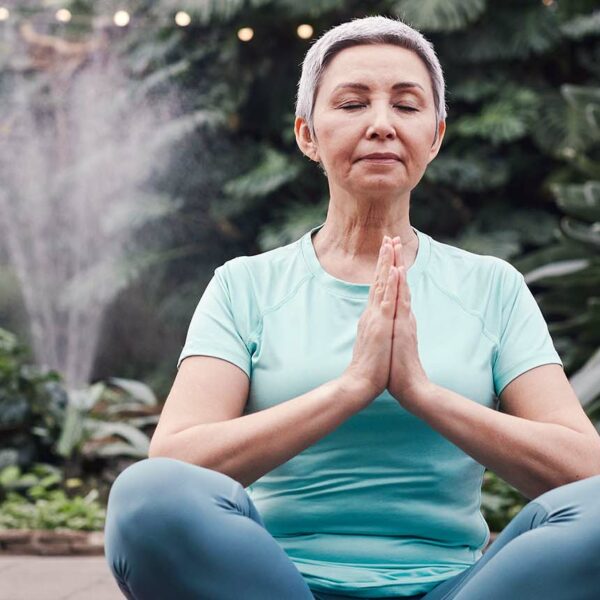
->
[423, 234, 526, 341]
[217, 235, 310, 313]
[426, 234, 522, 295]
[222, 236, 301, 277]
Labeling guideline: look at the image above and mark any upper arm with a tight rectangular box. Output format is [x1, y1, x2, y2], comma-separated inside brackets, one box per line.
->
[499, 363, 600, 444]
[149, 356, 249, 455]
[492, 264, 563, 399]
[151, 258, 257, 454]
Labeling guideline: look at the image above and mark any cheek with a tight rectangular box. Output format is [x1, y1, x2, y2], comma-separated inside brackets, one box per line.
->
[404, 126, 436, 165]
[321, 125, 356, 159]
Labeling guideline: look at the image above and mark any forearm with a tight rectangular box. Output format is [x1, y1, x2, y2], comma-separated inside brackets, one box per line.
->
[150, 376, 371, 488]
[404, 382, 600, 500]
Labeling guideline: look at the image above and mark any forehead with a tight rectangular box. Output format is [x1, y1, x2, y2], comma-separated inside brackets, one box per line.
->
[319, 44, 432, 95]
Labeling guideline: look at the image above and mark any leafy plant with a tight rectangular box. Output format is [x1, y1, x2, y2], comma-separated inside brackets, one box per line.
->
[481, 470, 528, 532]
[0, 327, 68, 471]
[0, 463, 105, 531]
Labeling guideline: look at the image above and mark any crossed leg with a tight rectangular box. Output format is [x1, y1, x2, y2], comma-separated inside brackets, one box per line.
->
[422, 473, 600, 600]
[104, 457, 600, 600]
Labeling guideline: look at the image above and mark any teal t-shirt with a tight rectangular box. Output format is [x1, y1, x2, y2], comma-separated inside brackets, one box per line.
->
[177, 222, 563, 598]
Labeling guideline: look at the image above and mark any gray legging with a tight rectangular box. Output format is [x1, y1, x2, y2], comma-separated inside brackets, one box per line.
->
[104, 457, 600, 599]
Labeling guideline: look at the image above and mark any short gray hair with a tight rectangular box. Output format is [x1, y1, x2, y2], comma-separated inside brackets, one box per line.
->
[295, 15, 447, 145]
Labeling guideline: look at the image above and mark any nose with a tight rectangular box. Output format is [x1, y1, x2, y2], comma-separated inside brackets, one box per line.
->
[366, 103, 396, 139]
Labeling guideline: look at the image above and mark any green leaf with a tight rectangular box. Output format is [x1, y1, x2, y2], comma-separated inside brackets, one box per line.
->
[550, 181, 600, 223]
[524, 259, 590, 285]
[569, 346, 600, 408]
[443, 5, 561, 62]
[453, 88, 540, 145]
[561, 10, 600, 40]
[393, 0, 487, 32]
[424, 153, 510, 191]
[560, 216, 600, 249]
[107, 377, 158, 406]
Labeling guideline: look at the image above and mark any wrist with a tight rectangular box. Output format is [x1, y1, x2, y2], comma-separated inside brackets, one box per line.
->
[337, 374, 378, 407]
[394, 379, 437, 413]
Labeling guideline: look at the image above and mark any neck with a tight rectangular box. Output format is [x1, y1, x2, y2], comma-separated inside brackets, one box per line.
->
[312, 216, 417, 262]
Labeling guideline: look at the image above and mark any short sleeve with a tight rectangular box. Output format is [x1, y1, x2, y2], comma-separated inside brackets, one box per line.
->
[492, 268, 563, 398]
[177, 262, 254, 378]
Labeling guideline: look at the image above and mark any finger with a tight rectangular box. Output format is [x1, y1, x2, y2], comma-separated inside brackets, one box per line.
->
[382, 266, 397, 313]
[375, 237, 393, 285]
[396, 264, 411, 306]
[379, 240, 393, 291]
[369, 238, 390, 303]
[373, 242, 393, 303]
[393, 237, 405, 268]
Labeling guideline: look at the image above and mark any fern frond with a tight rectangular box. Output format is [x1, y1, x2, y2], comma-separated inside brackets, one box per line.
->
[453, 88, 540, 145]
[424, 153, 510, 191]
[442, 6, 561, 62]
[561, 10, 600, 40]
[393, 0, 486, 32]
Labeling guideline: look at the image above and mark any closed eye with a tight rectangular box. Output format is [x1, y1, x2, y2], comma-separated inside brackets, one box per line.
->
[340, 103, 418, 112]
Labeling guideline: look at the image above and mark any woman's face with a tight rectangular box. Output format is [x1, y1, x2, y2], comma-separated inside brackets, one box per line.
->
[296, 43, 446, 198]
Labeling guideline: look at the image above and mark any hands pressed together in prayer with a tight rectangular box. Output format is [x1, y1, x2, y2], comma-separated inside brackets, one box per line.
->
[344, 235, 431, 408]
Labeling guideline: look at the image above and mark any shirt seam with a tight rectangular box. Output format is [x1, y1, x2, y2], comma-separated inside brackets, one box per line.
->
[240, 247, 315, 343]
[237, 259, 264, 349]
[422, 270, 499, 347]
[262, 272, 315, 316]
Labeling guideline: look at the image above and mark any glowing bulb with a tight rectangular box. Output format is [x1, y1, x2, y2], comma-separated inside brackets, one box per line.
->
[237, 27, 254, 42]
[175, 11, 191, 26]
[114, 10, 130, 27]
[297, 24, 313, 39]
[55, 9, 72, 23]
[542, 0, 554, 5]
[0, 7, 9, 21]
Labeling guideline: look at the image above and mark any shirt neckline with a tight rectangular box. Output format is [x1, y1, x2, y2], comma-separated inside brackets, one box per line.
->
[300, 222, 431, 299]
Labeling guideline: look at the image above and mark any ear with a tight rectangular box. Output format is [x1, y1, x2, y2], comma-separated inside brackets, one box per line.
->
[427, 120, 446, 164]
[295, 116, 320, 163]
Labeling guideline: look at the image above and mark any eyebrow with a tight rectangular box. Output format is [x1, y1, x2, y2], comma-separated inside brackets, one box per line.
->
[331, 82, 426, 94]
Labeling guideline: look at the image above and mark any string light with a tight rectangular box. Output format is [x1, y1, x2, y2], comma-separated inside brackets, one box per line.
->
[55, 8, 71, 23]
[174, 11, 191, 27]
[237, 27, 253, 42]
[113, 10, 130, 27]
[0, 6, 316, 40]
[297, 24, 313, 39]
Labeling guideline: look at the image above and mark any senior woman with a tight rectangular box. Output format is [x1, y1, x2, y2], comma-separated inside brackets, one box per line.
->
[104, 15, 600, 600]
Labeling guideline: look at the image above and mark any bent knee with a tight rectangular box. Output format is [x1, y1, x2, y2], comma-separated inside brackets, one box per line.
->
[106, 457, 181, 507]
[106, 457, 240, 516]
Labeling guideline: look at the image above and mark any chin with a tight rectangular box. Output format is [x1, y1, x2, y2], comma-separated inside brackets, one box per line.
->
[353, 178, 407, 193]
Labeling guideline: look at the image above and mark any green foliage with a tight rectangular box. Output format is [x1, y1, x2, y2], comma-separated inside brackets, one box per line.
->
[0, 327, 67, 471]
[0, 463, 105, 531]
[216, 146, 303, 218]
[561, 10, 600, 40]
[394, 0, 487, 32]
[520, 83, 600, 411]
[440, 4, 561, 62]
[481, 470, 528, 532]
[453, 87, 540, 145]
[0, 326, 161, 515]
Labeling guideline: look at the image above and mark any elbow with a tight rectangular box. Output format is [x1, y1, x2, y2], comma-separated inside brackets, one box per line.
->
[148, 433, 173, 459]
[147, 441, 164, 459]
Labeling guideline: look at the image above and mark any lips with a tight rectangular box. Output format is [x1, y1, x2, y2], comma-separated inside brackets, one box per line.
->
[360, 152, 401, 161]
